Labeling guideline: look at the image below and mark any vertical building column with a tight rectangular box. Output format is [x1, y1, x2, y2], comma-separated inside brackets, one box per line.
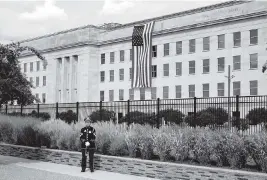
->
[69, 56, 73, 102]
[61, 57, 65, 103]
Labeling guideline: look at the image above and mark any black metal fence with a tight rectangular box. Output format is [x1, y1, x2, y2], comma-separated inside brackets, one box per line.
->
[1, 95, 267, 135]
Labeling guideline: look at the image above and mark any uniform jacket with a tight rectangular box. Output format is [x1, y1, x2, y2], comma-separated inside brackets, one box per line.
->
[80, 126, 96, 149]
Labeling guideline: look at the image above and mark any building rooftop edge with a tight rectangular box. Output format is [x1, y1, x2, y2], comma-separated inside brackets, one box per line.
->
[17, 0, 249, 45]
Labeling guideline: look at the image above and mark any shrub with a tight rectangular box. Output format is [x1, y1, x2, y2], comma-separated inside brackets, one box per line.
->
[158, 109, 185, 125]
[58, 110, 77, 124]
[120, 111, 156, 126]
[5, 110, 50, 121]
[0, 121, 15, 143]
[203, 107, 228, 125]
[29, 110, 51, 121]
[244, 130, 267, 172]
[16, 126, 38, 147]
[185, 111, 216, 127]
[246, 108, 267, 125]
[89, 109, 116, 123]
[232, 117, 249, 131]
[212, 129, 247, 168]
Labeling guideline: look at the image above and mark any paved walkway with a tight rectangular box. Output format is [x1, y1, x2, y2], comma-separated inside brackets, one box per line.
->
[0, 155, 159, 180]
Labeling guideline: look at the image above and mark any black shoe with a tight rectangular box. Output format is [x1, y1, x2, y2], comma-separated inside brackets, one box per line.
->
[81, 169, 85, 172]
[90, 169, 94, 172]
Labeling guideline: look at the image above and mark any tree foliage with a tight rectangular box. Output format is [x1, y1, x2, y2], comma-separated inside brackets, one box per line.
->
[0, 42, 47, 106]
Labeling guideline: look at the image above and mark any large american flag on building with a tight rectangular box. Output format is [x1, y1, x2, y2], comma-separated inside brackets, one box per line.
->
[131, 21, 155, 88]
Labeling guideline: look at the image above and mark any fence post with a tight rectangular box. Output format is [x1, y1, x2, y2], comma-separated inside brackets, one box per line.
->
[236, 95, 240, 130]
[5, 104, 8, 114]
[37, 103, 40, 118]
[194, 97, 197, 127]
[100, 101, 103, 121]
[56, 102, 59, 119]
[127, 100, 130, 124]
[157, 98, 160, 129]
[76, 102, 79, 123]
[20, 103, 23, 116]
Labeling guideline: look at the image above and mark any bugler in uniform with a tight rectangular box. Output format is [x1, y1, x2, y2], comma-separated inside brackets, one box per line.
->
[80, 117, 96, 172]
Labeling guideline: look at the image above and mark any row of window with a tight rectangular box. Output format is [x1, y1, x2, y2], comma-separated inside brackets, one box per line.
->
[99, 80, 258, 101]
[100, 29, 259, 64]
[35, 93, 46, 103]
[22, 61, 46, 73]
[28, 76, 47, 87]
[100, 53, 259, 82]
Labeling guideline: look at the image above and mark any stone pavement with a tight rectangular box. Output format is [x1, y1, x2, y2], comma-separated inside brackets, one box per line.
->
[0, 155, 159, 180]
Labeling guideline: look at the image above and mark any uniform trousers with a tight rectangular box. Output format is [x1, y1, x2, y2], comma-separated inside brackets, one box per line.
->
[81, 148, 95, 171]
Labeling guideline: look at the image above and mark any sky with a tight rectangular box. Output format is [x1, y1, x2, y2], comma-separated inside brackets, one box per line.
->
[0, 0, 227, 44]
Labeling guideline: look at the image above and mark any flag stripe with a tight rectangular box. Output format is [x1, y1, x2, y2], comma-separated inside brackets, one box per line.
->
[132, 21, 154, 88]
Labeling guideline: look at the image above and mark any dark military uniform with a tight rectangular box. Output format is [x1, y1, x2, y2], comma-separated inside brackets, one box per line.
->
[80, 125, 96, 172]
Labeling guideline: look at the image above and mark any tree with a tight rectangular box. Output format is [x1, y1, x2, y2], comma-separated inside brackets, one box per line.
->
[0, 42, 47, 106]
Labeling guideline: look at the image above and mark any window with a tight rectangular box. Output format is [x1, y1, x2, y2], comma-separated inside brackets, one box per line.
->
[203, 37, 210, 51]
[233, 55, 241, 70]
[175, 85, 182, 98]
[176, 62, 182, 76]
[250, 80, 258, 95]
[151, 87, 157, 100]
[43, 61, 47, 71]
[250, 29, 258, 45]
[100, 91, 104, 101]
[100, 71, 105, 82]
[189, 39, 195, 53]
[189, 85, 195, 97]
[176, 41, 182, 54]
[140, 88, 145, 100]
[164, 43, 169, 56]
[218, 34, 225, 49]
[233, 32, 241, 47]
[129, 89, 134, 100]
[163, 64, 169, 76]
[217, 83, 224, 97]
[250, 53, 258, 69]
[43, 76, 46, 86]
[130, 49, 132, 61]
[110, 52, 114, 63]
[203, 59, 210, 73]
[119, 69, 124, 81]
[35, 93, 39, 103]
[203, 83, 209, 97]
[37, 61, 40, 71]
[189, 61, 195, 74]
[36, 77, 39, 87]
[152, 65, 157, 78]
[120, 50, 124, 62]
[163, 86, 169, 99]
[42, 93, 46, 103]
[24, 63, 27, 72]
[218, 57, 225, 72]
[30, 62, 33, 72]
[233, 81, 241, 96]
[101, 53, 105, 64]
[109, 90, 114, 101]
[30, 77, 33, 85]
[152, 45, 157, 57]
[119, 89, 124, 100]
[129, 68, 132, 80]
[109, 70, 114, 82]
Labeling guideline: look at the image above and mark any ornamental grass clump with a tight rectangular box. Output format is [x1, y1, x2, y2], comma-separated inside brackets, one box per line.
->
[244, 129, 267, 172]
